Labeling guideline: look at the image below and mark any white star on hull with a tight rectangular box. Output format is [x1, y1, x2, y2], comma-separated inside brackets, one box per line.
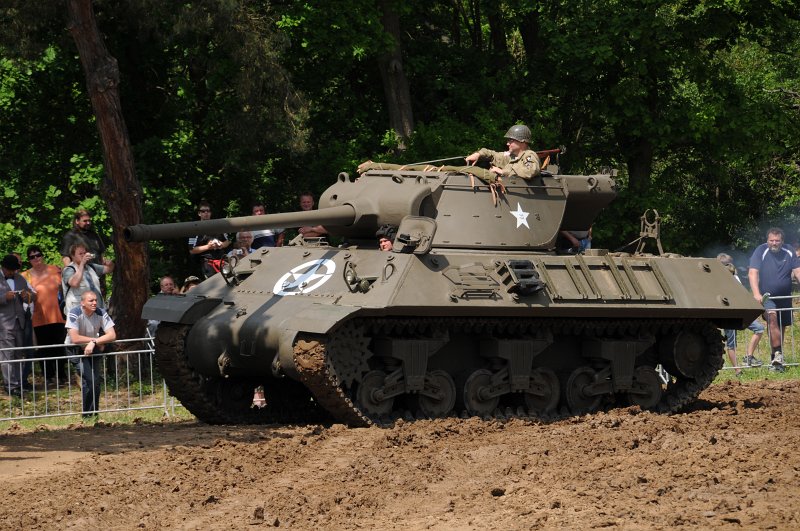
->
[510, 203, 530, 229]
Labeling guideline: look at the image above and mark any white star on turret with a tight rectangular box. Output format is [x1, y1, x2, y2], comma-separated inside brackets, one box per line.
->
[510, 203, 530, 229]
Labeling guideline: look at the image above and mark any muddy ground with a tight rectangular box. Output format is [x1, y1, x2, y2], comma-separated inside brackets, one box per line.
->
[1, 379, 799, 530]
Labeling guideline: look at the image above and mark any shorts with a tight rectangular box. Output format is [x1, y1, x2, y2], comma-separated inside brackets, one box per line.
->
[763, 298, 794, 327]
[725, 319, 765, 350]
[724, 329, 736, 350]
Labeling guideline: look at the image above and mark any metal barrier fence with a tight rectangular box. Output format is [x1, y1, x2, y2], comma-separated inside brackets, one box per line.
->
[722, 294, 799, 373]
[0, 337, 181, 423]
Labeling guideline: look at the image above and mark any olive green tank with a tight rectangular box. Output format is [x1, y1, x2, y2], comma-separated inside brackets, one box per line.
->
[126, 165, 763, 425]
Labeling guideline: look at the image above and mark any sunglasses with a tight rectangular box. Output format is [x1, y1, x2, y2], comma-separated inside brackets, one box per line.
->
[199, 209, 211, 213]
[28, 253, 43, 259]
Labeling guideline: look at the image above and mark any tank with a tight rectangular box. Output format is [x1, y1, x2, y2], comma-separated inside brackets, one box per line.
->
[126, 164, 763, 426]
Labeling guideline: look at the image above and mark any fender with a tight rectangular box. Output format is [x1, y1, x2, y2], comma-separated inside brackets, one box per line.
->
[142, 294, 223, 325]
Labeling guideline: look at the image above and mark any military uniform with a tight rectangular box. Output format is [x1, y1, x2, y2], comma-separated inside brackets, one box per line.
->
[476, 148, 541, 180]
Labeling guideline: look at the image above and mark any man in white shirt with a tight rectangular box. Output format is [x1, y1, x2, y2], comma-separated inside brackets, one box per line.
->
[65, 290, 116, 418]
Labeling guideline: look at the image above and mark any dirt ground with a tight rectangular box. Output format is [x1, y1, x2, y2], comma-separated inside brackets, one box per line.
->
[1, 379, 799, 530]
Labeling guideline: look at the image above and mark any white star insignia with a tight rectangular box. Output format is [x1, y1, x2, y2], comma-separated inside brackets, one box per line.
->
[510, 203, 530, 229]
[285, 264, 325, 289]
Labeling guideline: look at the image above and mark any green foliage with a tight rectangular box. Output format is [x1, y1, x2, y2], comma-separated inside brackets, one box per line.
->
[0, 39, 103, 259]
[0, 0, 798, 287]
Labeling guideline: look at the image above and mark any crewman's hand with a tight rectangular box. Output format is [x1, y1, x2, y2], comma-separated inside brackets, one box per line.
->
[465, 152, 480, 166]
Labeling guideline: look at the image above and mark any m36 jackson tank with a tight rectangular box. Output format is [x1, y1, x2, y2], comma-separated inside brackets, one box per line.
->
[126, 163, 763, 426]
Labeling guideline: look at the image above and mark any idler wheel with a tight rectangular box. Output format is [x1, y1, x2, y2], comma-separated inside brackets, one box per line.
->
[565, 366, 601, 414]
[524, 367, 560, 415]
[418, 370, 457, 418]
[666, 330, 708, 379]
[627, 365, 663, 409]
[356, 370, 394, 417]
[463, 369, 499, 416]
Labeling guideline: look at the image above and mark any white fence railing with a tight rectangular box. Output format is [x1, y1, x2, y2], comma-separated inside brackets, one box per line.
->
[0, 337, 181, 422]
[722, 294, 798, 373]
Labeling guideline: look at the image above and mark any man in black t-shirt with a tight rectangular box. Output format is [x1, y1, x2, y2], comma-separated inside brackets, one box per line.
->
[189, 201, 229, 278]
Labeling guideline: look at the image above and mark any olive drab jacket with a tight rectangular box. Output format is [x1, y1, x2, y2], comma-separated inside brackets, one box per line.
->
[477, 148, 541, 180]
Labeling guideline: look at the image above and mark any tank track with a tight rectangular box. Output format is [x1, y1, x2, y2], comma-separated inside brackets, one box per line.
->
[293, 317, 723, 427]
[155, 322, 329, 425]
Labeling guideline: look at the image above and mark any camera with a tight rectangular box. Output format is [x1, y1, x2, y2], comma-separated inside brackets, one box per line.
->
[85, 253, 95, 259]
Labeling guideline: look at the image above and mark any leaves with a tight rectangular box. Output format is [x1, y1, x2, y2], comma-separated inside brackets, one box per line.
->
[0, 0, 798, 270]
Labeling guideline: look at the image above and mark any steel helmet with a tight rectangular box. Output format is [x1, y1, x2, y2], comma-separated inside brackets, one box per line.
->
[504, 124, 531, 144]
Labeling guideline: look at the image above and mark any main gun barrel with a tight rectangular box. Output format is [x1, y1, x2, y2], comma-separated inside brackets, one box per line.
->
[124, 205, 357, 242]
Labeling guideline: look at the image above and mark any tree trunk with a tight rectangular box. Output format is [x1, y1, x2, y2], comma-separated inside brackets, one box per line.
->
[377, 0, 415, 151]
[485, 2, 507, 57]
[467, 0, 482, 49]
[66, 0, 148, 340]
[519, 10, 544, 67]
[625, 137, 654, 194]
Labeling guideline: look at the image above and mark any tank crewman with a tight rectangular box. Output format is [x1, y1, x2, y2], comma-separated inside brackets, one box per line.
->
[465, 124, 541, 181]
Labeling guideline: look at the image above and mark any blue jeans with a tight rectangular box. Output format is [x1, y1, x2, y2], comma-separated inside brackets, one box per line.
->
[71, 353, 103, 416]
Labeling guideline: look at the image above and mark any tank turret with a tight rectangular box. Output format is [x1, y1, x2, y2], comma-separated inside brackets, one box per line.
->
[131, 165, 763, 427]
[126, 169, 616, 251]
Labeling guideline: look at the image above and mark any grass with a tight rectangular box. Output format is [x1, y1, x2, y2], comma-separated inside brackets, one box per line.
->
[1, 404, 195, 433]
[716, 362, 800, 383]
[0, 376, 195, 433]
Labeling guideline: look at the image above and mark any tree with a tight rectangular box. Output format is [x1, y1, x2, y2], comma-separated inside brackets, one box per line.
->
[66, 0, 147, 339]
[377, 0, 414, 150]
[2, 0, 799, 271]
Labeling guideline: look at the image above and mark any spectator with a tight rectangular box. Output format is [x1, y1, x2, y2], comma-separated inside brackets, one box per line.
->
[189, 201, 230, 278]
[62, 243, 113, 313]
[717, 253, 764, 374]
[465, 124, 541, 181]
[297, 192, 328, 239]
[250, 202, 285, 248]
[159, 275, 177, 294]
[147, 276, 177, 337]
[1, 254, 36, 397]
[22, 246, 69, 385]
[748, 227, 800, 372]
[228, 231, 255, 258]
[13, 252, 35, 389]
[60, 209, 111, 294]
[65, 290, 116, 419]
[181, 276, 201, 294]
[560, 228, 592, 254]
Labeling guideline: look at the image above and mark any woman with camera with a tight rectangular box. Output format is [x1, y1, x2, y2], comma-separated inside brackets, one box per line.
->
[61, 243, 114, 314]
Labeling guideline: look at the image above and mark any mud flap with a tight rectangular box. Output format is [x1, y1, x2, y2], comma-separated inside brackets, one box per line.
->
[276, 305, 362, 379]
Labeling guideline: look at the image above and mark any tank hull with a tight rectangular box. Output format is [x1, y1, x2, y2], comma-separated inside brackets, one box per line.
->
[147, 245, 762, 425]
